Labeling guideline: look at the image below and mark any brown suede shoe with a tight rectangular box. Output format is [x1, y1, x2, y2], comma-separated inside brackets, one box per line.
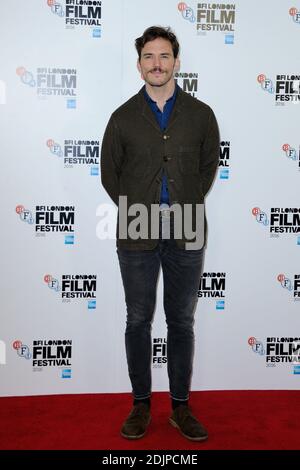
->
[121, 403, 151, 439]
[169, 405, 208, 441]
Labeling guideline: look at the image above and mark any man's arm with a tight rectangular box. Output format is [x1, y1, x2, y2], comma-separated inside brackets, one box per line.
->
[199, 108, 220, 196]
[101, 115, 124, 206]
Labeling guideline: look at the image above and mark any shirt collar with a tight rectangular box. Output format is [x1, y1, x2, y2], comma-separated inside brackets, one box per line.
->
[143, 83, 178, 106]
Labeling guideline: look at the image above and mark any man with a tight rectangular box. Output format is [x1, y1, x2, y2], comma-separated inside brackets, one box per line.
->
[101, 26, 219, 441]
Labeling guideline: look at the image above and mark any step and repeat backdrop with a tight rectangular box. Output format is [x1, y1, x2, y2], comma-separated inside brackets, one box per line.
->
[0, 0, 299, 397]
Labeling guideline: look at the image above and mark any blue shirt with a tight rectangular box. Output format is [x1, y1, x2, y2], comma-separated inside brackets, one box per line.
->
[143, 85, 178, 205]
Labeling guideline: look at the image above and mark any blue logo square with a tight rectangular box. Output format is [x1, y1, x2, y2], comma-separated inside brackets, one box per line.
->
[297, 236, 300, 245]
[62, 369, 72, 379]
[294, 365, 300, 375]
[216, 300, 225, 310]
[67, 99, 76, 109]
[90, 166, 99, 176]
[220, 169, 229, 179]
[65, 235, 74, 245]
[225, 34, 234, 45]
[93, 28, 101, 38]
[88, 300, 96, 310]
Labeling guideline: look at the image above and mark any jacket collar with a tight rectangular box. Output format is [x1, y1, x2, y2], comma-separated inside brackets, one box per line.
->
[138, 84, 184, 134]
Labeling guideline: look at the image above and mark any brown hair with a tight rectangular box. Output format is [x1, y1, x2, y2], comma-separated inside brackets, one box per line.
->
[135, 26, 180, 60]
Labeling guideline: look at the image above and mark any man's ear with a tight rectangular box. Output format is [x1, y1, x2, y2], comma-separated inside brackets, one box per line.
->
[137, 59, 144, 79]
[174, 57, 180, 73]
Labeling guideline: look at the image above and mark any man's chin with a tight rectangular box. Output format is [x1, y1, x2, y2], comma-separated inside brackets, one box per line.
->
[145, 77, 172, 88]
[147, 82, 165, 87]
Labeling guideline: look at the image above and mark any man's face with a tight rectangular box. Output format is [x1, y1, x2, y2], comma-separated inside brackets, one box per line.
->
[137, 37, 179, 88]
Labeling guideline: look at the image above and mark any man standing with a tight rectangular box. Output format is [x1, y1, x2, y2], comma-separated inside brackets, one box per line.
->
[101, 26, 219, 441]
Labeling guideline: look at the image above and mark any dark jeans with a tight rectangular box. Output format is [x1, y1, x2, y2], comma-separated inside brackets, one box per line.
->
[117, 214, 204, 401]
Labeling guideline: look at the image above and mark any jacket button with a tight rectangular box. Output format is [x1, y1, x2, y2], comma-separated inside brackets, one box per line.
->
[163, 135, 169, 140]
[169, 179, 174, 183]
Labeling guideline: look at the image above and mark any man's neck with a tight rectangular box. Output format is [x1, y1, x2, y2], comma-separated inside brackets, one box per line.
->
[145, 79, 176, 111]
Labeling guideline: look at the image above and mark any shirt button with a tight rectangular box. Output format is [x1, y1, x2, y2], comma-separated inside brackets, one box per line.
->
[163, 135, 169, 140]
[169, 179, 174, 183]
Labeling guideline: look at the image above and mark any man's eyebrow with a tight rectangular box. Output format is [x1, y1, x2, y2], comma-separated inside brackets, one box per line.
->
[142, 52, 172, 56]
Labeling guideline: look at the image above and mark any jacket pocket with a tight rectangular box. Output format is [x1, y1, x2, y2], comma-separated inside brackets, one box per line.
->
[178, 146, 199, 175]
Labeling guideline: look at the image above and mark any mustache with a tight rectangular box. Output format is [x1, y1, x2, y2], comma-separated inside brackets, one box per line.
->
[150, 67, 165, 73]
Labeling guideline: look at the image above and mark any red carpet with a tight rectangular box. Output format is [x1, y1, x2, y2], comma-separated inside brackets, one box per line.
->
[0, 391, 299, 450]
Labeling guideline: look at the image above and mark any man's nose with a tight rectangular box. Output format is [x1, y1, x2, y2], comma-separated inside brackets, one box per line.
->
[153, 56, 161, 68]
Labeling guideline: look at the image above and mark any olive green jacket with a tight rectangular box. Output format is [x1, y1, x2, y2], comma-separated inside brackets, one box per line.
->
[101, 86, 220, 250]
